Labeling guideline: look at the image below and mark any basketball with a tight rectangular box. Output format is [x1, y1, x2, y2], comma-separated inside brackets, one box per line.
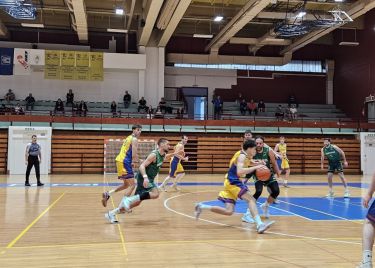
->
[256, 166, 271, 181]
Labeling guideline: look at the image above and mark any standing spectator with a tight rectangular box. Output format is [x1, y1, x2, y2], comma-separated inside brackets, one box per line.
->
[25, 93, 35, 111]
[240, 99, 247, 115]
[212, 95, 223, 120]
[5, 89, 15, 102]
[111, 101, 117, 117]
[289, 104, 298, 120]
[138, 97, 148, 113]
[159, 97, 167, 113]
[288, 94, 298, 108]
[236, 93, 243, 104]
[79, 101, 88, 117]
[25, 135, 43, 187]
[258, 100, 266, 112]
[123, 91, 131, 109]
[14, 103, 24, 115]
[247, 99, 258, 116]
[66, 89, 74, 106]
[54, 98, 65, 115]
[275, 104, 284, 121]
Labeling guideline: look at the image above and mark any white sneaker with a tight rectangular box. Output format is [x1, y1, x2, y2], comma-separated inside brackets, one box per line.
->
[194, 203, 202, 220]
[344, 189, 351, 198]
[326, 191, 334, 198]
[257, 220, 275, 234]
[357, 261, 373, 268]
[261, 203, 270, 219]
[104, 212, 118, 224]
[241, 213, 255, 223]
[273, 199, 280, 204]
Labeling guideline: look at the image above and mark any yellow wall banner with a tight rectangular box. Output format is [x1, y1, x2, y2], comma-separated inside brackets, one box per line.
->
[60, 51, 75, 80]
[44, 50, 60, 79]
[75, 52, 90, 80]
[89, 52, 104, 81]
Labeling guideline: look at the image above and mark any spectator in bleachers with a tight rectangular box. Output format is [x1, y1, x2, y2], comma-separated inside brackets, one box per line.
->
[288, 94, 298, 108]
[123, 91, 131, 109]
[25, 93, 35, 111]
[258, 99, 266, 112]
[5, 89, 15, 102]
[159, 97, 167, 113]
[240, 99, 247, 115]
[289, 104, 298, 120]
[54, 98, 65, 115]
[284, 106, 292, 122]
[14, 103, 24, 115]
[212, 95, 223, 120]
[138, 97, 148, 113]
[79, 101, 88, 117]
[154, 106, 164, 119]
[236, 93, 243, 104]
[247, 99, 258, 116]
[111, 101, 117, 117]
[66, 89, 74, 106]
[176, 108, 182, 119]
[72, 101, 79, 116]
[275, 104, 284, 121]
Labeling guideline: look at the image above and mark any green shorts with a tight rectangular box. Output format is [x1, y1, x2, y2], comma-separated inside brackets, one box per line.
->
[135, 175, 157, 195]
[327, 161, 343, 173]
[253, 173, 277, 186]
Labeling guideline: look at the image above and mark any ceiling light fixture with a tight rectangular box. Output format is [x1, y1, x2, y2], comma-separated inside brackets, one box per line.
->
[115, 8, 124, 15]
[193, 34, 214, 38]
[296, 10, 306, 18]
[107, 28, 128, 33]
[21, 23, 44, 28]
[213, 15, 223, 22]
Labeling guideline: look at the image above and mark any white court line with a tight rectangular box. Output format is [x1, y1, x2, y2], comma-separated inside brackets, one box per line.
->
[163, 191, 361, 245]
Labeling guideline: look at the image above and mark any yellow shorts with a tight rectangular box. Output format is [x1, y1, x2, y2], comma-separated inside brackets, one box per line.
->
[218, 178, 248, 204]
[116, 161, 134, 179]
[169, 157, 184, 177]
[281, 158, 290, 169]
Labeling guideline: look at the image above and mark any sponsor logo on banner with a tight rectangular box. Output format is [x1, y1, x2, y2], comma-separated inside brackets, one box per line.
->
[0, 48, 14, 75]
[1, 55, 11, 65]
[13, 48, 31, 75]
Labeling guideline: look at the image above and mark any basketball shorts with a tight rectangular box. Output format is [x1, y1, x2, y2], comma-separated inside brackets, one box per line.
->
[116, 160, 134, 179]
[218, 177, 248, 204]
[254, 173, 277, 187]
[327, 161, 343, 173]
[135, 174, 157, 195]
[367, 200, 375, 223]
[169, 157, 184, 177]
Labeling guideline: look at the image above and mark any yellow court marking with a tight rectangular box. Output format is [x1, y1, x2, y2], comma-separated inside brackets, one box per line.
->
[2, 192, 66, 254]
[10, 237, 362, 250]
[104, 175, 128, 257]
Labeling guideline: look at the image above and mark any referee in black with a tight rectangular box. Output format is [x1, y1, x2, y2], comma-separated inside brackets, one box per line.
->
[25, 134, 44, 186]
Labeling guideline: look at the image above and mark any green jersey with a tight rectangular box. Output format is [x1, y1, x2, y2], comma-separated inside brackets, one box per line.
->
[254, 146, 271, 169]
[323, 145, 341, 163]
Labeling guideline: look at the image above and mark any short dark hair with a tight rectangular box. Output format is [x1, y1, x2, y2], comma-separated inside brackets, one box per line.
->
[181, 134, 188, 139]
[132, 124, 142, 130]
[158, 138, 168, 146]
[244, 130, 252, 135]
[32, 135, 36, 138]
[324, 138, 331, 142]
[255, 135, 264, 142]
[243, 139, 256, 150]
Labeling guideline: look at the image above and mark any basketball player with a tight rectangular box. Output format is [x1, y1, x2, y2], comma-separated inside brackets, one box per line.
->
[358, 172, 375, 268]
[159, 134, 189, 191]
[101, 124, 142, 207]
[194, 139, 275, 234]
[105, 138, 172, 223]
[321, 138, 350, 198]
[274, 136, 290, 187]
[241, 136, 281, 222]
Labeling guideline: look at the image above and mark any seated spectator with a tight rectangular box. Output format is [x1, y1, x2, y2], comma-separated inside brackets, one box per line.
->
[176, 108, 182, 119]
[159, 97, 167, 113]
[288, 94, 298, 108]
[72, 101, 79, 116]
[123, 91, 131, 109]
[54, 98, 65, 115]
[247, 99, 258, 115]
[258, 100, 266, 112]
[146, 106, 153, 119]
[66, 89, 74, 106]
[289, 104, 298, 120]
[236, 93, 243, 104]
[284, 106, 292, 122]
[111, 101, 117, 117]
[154, 106, 164, 118]
[14, 103, 24, 115]
[5, 89, 15, 102]
[275, 104, 284, 121]
[79, 101, 88, 117]
[25, 93, 35, 111]
[240, 99, 247, 115]
[138, 97, 148, 113]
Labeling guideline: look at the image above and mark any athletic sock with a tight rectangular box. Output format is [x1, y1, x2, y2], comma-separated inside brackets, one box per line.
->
[363, 250, 372, 263]
[254, 215, 263, 226]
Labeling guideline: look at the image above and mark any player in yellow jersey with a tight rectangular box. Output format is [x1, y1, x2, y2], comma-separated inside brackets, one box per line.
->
[274, 136, 290, 187]
[194, 139, 275, 234]
[101, 124, 142, 207]
[159, 134, 189, 191]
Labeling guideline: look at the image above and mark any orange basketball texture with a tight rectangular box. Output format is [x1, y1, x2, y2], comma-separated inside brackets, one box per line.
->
[255, 167, 271, 181]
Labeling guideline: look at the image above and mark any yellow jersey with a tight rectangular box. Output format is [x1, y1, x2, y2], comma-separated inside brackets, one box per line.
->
[115, 135, 134, 163]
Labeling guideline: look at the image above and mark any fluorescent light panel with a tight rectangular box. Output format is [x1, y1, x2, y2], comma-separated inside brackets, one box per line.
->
[107, 28, 128, 33]
[214, 15, 223, 22]
[296, 11, 306, 18]
[193, 34, 213, 38]
[115, 8, 124, 15]
[21, 23, 44, 28]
